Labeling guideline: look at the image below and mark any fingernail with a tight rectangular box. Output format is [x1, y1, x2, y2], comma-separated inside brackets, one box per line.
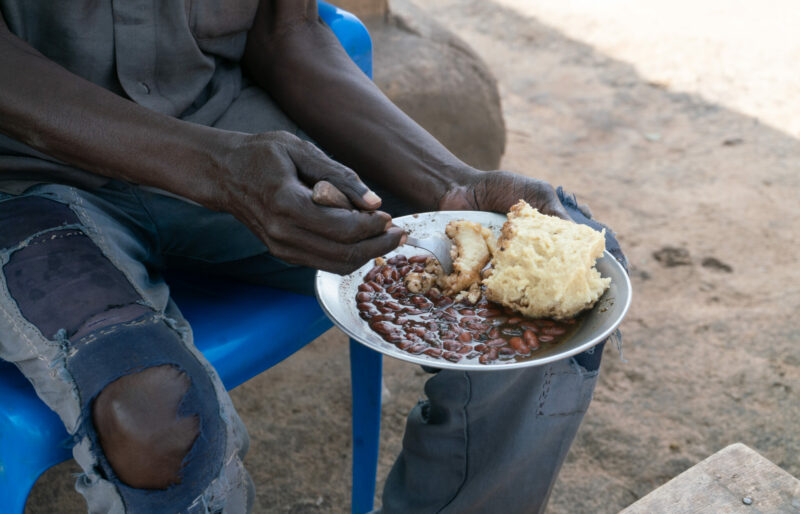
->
[399, 232, 408, 245]
[363, 190, 381, 206]
[385, 220, 393, 231]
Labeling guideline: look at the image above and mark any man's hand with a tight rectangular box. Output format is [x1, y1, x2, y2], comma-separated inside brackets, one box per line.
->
[438, 170, 572, 220]
[215, 131, 405, 274]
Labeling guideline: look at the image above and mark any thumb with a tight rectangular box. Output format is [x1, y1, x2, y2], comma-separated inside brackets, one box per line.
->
[290, 141, 382, 211]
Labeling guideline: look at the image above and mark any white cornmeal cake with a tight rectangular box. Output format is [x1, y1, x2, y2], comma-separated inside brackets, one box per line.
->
[483, 200, 610, 319]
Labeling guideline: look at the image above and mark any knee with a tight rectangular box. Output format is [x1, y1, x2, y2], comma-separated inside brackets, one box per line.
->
[92, 364, 200, 490]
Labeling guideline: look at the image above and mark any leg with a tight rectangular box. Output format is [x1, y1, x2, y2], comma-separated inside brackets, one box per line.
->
[0, 187, 252, 513]
[92, 364, 200, 490]
[379, 189, 623, 513]
[381, 356, 601, 514]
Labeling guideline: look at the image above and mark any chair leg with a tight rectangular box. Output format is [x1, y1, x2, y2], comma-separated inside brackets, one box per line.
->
[349, 339, 382, 514]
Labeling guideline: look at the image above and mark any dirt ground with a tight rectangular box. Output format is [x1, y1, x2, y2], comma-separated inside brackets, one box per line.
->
[27, 0, 800, 513]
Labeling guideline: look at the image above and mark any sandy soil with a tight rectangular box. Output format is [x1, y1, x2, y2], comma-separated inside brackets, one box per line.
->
[27, 1, 800, 513]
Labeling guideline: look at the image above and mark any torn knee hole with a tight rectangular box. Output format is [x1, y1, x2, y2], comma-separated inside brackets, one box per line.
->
[92, 364, 200, 490]
[71, 303, 153, 341]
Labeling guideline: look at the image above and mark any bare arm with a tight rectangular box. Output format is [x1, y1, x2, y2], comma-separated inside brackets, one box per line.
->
[0, 11, 403, 273]
[0, 11, 229, 207]
[243, 1, 475, 212]
[242, 1, 570, 220]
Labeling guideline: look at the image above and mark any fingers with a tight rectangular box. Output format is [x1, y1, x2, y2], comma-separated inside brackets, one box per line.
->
[474, 171, 574, 222]
[546, 198, 573, 221]
[266, 224, 407, 275]
[288, 140, 382, 210]
[312, 181, 352, 209]
[537, 185, 573, 221]
[275, 182, 393, 243]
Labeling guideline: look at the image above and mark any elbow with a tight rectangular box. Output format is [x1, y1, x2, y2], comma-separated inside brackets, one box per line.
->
[243, 14, 340, 83]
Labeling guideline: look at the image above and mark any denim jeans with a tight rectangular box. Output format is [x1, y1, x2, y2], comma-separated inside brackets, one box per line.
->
[0, 180, 622, 513]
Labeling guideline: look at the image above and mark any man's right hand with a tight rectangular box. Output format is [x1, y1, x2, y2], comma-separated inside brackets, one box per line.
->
[214, 131, 406, 274]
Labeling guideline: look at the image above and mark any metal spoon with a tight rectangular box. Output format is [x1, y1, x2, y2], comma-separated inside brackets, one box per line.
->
[312, 181, 453, 274]
[404, 235, 453, 274]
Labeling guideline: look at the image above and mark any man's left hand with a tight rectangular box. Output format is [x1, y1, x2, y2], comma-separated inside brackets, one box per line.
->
[438, 170, 571, 220]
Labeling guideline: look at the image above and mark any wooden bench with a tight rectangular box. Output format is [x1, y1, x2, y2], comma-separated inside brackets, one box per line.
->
[621, 443, 800, 513]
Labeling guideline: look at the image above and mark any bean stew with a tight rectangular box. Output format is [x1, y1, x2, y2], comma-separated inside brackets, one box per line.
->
[356, 254, 582, 365]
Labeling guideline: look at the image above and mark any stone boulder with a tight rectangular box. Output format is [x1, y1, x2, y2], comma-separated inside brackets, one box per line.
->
[344, 0, 506, 170]
[333, 0, 389, 21]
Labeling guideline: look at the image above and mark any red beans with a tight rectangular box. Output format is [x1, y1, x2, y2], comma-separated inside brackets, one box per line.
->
[357, 254, 579, 364]
[408, 343, 427, 354]
[410, 296, 426, 305]
[395, 340, 414, 350]
[479, 348, 498, 364]
[444, 352, 463, 363]
[509, 337, 528, 354]
[368, 320, 388, 332]
[409, 326, 426, 337]
[442, 340, 462, 352]
[524, 330, 539, 350]
[365, 265, 382, 281]
[499, 347, 516, 358]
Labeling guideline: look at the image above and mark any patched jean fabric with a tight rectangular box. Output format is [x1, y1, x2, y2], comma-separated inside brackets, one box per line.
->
[0, 180, 623, 514]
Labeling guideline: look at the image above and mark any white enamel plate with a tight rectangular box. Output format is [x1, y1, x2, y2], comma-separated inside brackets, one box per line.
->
[315, 211, 632, 371]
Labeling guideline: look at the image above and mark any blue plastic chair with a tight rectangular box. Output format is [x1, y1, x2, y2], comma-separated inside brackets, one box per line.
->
[0, 3, 382, 513]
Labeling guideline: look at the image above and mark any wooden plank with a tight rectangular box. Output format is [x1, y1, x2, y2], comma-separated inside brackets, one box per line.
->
[621, 443, 800, 513]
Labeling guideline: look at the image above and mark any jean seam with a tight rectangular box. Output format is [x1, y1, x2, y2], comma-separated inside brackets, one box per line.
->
[128, 185, 165, 258]
[436, 371, 472, 513]
[0, 278, 41, 360]
[0, 223, 86, 253]
[536, 365, 554, 416]
[0, 249, 84, 434]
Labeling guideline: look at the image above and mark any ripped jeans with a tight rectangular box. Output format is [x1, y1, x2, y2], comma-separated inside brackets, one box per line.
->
[0, 180, 622, 513]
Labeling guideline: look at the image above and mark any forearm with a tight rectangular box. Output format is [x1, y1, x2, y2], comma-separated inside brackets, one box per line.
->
[0, 23, 233, 209]
[243, 4, 478, 211]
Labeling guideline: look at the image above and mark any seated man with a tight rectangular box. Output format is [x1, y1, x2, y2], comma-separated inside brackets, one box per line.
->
[0, 1, 619, 512]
